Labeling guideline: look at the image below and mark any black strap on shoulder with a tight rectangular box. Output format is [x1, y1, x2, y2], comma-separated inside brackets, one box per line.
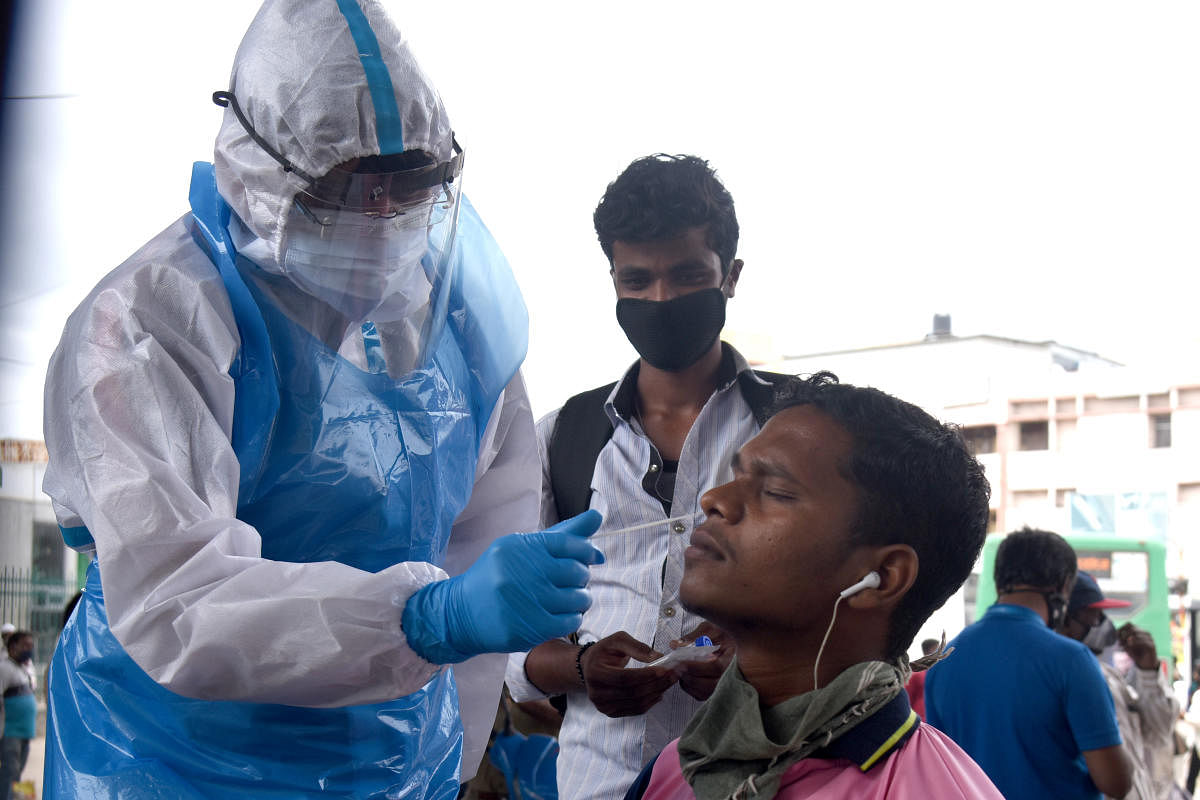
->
[548, 382, 618, 522]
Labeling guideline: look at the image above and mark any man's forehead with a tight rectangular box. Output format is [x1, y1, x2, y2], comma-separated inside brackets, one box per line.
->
[610, 227, 720, 269]
[739, 405, 855, 482]
[730, 447, 796, 482]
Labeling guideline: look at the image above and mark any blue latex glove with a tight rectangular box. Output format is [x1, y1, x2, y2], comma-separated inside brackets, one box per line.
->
[403, 510, 604, 664]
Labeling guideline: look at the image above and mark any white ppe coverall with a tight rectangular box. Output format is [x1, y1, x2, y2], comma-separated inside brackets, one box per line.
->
[41, 1, 538, 797]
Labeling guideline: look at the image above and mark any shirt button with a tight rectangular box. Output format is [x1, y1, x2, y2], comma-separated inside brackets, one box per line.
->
[672, 521, 686, 533]
[663, 606, 676, 617]
[648, 463, 660, 473]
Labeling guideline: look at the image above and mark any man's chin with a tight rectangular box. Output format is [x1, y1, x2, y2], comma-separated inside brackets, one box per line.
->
[679, 585, 721, 626]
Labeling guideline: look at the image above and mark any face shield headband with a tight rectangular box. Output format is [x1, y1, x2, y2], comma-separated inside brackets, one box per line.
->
[212, 90, 464, 222]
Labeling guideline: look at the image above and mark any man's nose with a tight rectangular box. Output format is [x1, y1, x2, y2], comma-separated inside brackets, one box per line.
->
[700, 480, 742, 524]
[646, 280, 677, 303]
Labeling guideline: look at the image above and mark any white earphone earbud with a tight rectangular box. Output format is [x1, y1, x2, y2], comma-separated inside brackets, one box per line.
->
[839, 570, 881, 598]
[815, 570, 885, 691]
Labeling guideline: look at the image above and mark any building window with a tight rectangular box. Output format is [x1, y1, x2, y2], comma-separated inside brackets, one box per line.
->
[1150, 414, 1171, 448]
[1018, 421, 1049, 451]
[961, 425, 997, 455]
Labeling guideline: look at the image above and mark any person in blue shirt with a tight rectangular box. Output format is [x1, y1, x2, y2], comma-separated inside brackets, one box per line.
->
[0, 631, 35, 800]
[925, 528, 1131, 799]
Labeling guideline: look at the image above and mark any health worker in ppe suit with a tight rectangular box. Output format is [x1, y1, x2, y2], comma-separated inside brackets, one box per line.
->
[40, 1, 602, 797]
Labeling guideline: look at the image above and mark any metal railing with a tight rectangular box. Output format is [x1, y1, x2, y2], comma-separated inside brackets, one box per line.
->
[0, 565, 79, 699]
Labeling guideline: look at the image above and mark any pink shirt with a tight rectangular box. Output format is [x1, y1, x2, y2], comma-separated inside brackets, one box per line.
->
[642, 725, 1004, 800]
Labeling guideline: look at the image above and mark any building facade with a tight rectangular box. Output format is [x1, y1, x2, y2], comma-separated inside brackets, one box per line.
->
[762, 318, 1200, 668]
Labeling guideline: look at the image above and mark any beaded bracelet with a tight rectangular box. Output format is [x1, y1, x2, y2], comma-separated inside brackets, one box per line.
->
[575, 642, 595, 688]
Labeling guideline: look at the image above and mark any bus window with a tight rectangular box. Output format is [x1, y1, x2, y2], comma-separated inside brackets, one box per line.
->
[1077, 549, 1149, 618]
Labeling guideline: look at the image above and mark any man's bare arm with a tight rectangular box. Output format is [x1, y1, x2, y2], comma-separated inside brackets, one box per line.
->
[1082, 744, 1131, 799]
[523, 639, 586, 695]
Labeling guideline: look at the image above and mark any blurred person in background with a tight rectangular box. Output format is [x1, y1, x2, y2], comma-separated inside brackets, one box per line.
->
[926, 528, 1132, 800]
[1056, 571, 1181, 800]
[0, 632, 34, 800]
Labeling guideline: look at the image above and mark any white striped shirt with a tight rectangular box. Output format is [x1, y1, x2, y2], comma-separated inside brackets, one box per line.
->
[505, 345, 770, 800]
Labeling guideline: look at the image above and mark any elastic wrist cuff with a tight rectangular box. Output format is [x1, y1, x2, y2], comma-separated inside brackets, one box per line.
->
[401, 581, 474, 665]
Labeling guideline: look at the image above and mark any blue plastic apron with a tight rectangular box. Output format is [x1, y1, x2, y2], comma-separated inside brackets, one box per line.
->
[45, 163, 529, 799]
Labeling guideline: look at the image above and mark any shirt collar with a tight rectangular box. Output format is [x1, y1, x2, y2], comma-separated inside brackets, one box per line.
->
[606, 342, 755, 425]
[811, 689, 920, 771]
[985, 602, 1047, 624]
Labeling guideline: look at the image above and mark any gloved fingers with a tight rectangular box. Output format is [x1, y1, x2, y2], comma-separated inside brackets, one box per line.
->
[526, 611, 585, 642]
[538, 531, 604, 565]
[544, 509, 603, 538]
[534, 557, 591, 589]
[533, 587, 592, 616]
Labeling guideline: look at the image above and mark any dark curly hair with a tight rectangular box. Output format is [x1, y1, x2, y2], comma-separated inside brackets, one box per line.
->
[593, 154, 739, 271]
[770, 372, 992, 661]
[993, 527, 1077, 595]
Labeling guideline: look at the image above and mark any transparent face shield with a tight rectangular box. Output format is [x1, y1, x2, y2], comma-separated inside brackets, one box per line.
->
[214, 91, 464, 369]
[293, 149, 462, 223]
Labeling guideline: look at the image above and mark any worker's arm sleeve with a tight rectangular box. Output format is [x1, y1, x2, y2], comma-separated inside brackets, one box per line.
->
[505, 408, 561, 703]
[1128, 666, 1180, 746]
[1064, 645, 1124, 752]
[41, 249, 507, 708]
[439, 372, 541, 780]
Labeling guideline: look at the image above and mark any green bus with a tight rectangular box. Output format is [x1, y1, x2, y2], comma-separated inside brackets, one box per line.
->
[973, 533, 1171, 663]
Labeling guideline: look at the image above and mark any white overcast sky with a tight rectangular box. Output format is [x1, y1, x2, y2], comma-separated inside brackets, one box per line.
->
[2, 1, 1199, 439]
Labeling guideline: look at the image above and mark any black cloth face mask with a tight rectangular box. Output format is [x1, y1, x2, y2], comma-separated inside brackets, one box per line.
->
[616, 288, 726, 372]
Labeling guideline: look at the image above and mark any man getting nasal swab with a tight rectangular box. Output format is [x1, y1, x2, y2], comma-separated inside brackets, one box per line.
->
[627, 373, 1004, 800]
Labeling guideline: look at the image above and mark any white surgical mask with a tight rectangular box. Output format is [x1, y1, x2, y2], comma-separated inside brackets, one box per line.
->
[282, 207, 432, 324]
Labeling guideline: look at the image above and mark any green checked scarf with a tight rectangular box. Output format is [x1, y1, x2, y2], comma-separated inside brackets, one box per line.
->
[677, 658, 908, 800]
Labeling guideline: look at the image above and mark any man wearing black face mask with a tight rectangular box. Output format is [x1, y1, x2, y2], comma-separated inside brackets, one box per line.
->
[505, 154, 786, 800]
[1058, 572, 1179, 800]
[926, 528, 1132, 800]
